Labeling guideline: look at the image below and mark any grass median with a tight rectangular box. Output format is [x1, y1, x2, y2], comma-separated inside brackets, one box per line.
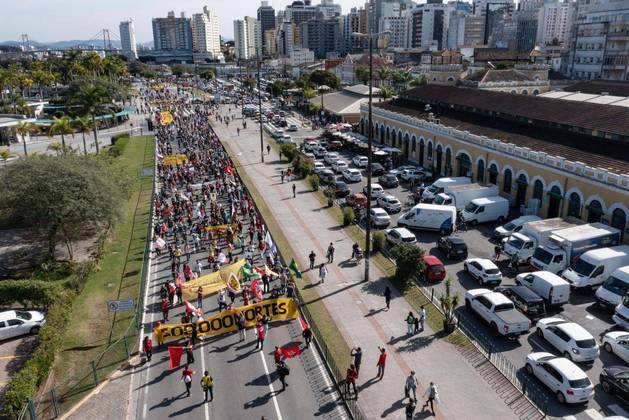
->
[52, 135, 154, 411]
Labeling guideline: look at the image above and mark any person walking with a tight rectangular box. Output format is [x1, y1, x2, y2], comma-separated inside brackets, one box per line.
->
[510, 252, 520, 273]
[308, 250, 316, 269]
[181, 364, 194, 397]
[255, 322, 266, 350]
[405, 311, 415, 335]
[237, 312, 246, 342]
[318, 263, 327, 284]
[185, 344, 195, 365]
[197, 286, 204, 309]
[326, 242, 335, 263]
[302, 325, 312, 349]
[384, 286, 392, 310]
[405, 398, 416, 420]
[161, 298, 169, 322]
[276, 360, 289, 391]
[493, 245, 502, 261]
[266, 144, 271, 155]
[405, 371, 418, 400]
[142, 336, 153, 362]
[417, 306, 426, 333]
[345, 364, 359, 398]
[292, 183, 296, 199]
[201, 371, 213, 402]
[217, 289, 228, 312]
[281, 170, 284, 183]
[422, 382, 439, 415]
[376, 347, 387, 380]
[351, 347, 362, 374]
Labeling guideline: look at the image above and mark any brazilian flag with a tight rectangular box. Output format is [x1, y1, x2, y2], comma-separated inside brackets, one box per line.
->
[289, 258, 302, 279]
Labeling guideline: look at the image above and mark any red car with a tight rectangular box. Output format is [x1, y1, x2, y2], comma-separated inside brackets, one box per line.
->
[327, 140, 343, 151]
[346, 193, 368, 208]
[422, 255, 446, 282]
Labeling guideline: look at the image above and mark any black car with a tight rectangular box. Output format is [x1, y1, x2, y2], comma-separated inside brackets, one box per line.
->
[370, 163, 385, 176]
[600, 366, 629, 401]
[437, 236, 468, 260]
[333, 181, 351, 197]
[378, 174, 399, 188]
[494, 285, 546, 320]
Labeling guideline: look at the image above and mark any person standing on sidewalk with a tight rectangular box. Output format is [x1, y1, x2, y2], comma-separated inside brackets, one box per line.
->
[405, 311, 415, 335]
[255, 322, 266, 350]
[376, 347, 387, 380]
[142, 336, 153, 362]
[267, 144, 271, 155]
[405, 371, 418, 400]
[292, 183, 296, 198]
[318, 263, 327, 284]
[417, 306, 426, 333]
[384, 286, 392, 310]
[302, 325, 313, 349]
[351, 347, 362, 374]
[345, 364, 358, 398]
[309, 250, 316, 269]
[422, 382, 439, 415]
[326, 242, 335, 263]
[201, 371, 213, 402]
[181, 364, 194, 397]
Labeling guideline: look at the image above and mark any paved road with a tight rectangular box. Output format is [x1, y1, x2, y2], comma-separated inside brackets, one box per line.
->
[128, 98, 347, 420]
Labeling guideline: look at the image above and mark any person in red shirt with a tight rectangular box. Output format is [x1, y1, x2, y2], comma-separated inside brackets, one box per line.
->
[255, 322, 266, 351]
[274, 346, 283, 364]
[161, 298, 169, 322]
[197, 286, 203, 309]
[376, 346, 387, 380]
[142, 336, 153, 362]
[181, 364, 194, 397]
[346, 364, 358, 397]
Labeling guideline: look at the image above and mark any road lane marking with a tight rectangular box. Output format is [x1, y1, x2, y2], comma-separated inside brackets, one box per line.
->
[563, 416, 578, 420]
[200, 339, 209, 420]
[584, 408, 603, 420]
[609, 404, 629, 417]
[259, 347, 284, 420]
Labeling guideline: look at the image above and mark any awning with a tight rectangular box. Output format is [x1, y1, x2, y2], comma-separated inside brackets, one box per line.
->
[586, 204, 604, 214]
[547, 190, 563, 200]
[516, 177, 528, 185]
[488, 166, 499, 174]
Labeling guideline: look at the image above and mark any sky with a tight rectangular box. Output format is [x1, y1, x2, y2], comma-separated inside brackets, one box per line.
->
[1, 0, 368, 43]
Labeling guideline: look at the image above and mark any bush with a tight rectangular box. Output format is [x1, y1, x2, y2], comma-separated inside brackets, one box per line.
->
[292, 155, 311, 179]
[342, 206, 355, 226]
[109, 135, 130, 156]
[279, 143, 297, 161]
[307, 174, 320, 191]
[372, 231, 385, 252]
[391, 244, 425, 285]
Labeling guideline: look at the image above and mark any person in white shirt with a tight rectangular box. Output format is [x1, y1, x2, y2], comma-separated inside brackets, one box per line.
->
[405, 371, 418, 400]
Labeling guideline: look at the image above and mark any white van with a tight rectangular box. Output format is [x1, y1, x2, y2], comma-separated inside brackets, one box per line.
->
[421, 177, 470, 202]
[493, 215, 542, 240]
[460, 196, 509, 225]
[613, 294, 629, 330]
[595, 266, 629, 309]
[398, 203, 456, 235]
[562, 245, 629, 290]
[515, 271, 571, 307]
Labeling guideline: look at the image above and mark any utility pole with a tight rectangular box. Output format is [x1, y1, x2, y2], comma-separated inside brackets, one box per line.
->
[364, 35, 373, 283]
[257, 57, 264, 163]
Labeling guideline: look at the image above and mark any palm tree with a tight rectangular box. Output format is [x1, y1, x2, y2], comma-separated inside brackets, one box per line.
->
[355, 65, 370, 85]
[377, 66, 392, 86]
[49, 116, 74, 154]
[69, 83, 114, 154]
[47, 141, 65, 156]
[15, 121, 39, 156]
[410, 75, 428, 87]
[378, 86, 397, 101]
[72, 117, 94, 155]
[0, 148, 10, 167]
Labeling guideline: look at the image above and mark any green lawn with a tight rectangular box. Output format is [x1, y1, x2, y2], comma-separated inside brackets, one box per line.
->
[52, 136, 154, 410]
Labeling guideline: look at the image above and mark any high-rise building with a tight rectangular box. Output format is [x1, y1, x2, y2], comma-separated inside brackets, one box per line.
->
[300, 15, 341, 59]
[464, 15, 485, 46]
[483, 2, 514, 45]
[380, 14, 409, 48]
[408, 1, 448, 50]
[258, 1, 276, 54]
[342, 7, 363, 53]
[289, 47, 315, 66]
[317, 0, 342, 18]
[264, 29, 278, 55]
[278, 21, 295, 56]
[152, 11, 193, 51]
[119, 19, 138, 60]
[191, 6, 221, 60]
[536, 1, 574, 47]
[446, 1, 472, 49]
[244, 16, 262, 57]
[233, 19, 248, 59]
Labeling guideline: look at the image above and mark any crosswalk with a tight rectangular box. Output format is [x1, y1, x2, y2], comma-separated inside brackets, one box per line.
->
[561, 404, 629, 420]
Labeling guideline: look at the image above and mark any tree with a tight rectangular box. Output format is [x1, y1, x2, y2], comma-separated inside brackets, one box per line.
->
[15, 121, 39, 156]
[378, 86, 396, 101]
[0, 148, 9, 167]
[377, 66, 392, 85]
[198, 69, 215, 80]
[410, 75, 427, 87]
[391, 244, 425, 287]
[439, 278, 459, 332]
[355, 65, 370, 85]
[242, 77, 256, 92]
[48, 117, 74, 154]
[308, 70, 341, 90]
[68, 83, 115, 154]
[72, 116, 94, 155]
[0, 155, 124, 260]
[391, 70, 413, 92]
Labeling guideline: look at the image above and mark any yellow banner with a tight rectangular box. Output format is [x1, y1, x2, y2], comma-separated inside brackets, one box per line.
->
[204, 223, 237, 234]
[181, 259, 245, 301]
[163, 154, 187, 165]
[160, 111, 174, 126]
[154, 298, 298, 342]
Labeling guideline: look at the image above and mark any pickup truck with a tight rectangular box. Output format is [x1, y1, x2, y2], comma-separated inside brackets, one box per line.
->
[464, 289, 531, 339]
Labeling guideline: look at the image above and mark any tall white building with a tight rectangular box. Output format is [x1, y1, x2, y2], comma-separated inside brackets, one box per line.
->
[234, 20, 249, 59]
[119, 19, 138, 60]
[289, 47, 315, 66]
[317, 0, 342, 18]
[407, 2, 449, 50]
[244, 16, 262, 57]
[192, 6, 221, 61]
[379, 14, 409, 48]
[536, 1, 574, 47]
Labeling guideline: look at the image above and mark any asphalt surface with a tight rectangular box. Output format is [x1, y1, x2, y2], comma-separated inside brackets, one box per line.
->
[256, 103, 629, 420]
[129, 97, 347, 420]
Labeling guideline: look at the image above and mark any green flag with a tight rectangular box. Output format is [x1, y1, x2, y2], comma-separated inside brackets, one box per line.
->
[289, 258, 302, 279]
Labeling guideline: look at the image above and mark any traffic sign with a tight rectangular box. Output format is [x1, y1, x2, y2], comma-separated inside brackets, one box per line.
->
[107, 299, 135, 313]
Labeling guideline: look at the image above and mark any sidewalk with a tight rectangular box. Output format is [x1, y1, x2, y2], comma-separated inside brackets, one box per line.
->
[213, 116, 523, 420]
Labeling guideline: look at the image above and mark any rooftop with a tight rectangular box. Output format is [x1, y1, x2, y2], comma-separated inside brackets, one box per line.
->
[564, 80, 629, 97]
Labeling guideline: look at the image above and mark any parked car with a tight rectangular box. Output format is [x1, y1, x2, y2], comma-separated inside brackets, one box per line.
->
[422, 255, 446, 282]
[303, 152, 315, 163]
[536, 318, 600, 363]
[288, 124, 299, 132]
[369, 208, 391, 228]
[313, 146, 327, 158]
[278, 134, 293, 144]
[601, 331, 629, 364]
[378, 173, 399, 188]
[465, 289, 531, 338]
[494, 285, 547, 320]
[464, 258, 503, 286]
[385, 227, 417, 246]
[332, 160, 349, 173]
[388, 165, 416, 177]
[363, 183, 384, 198]
[599, 366, 629, 401]
[400, 168, 426, 182]
[324, 152, 340, 165]
[352, 155, 369, 168]
[377, 194, 402, 213]
[370, 163, 385, 176]
[319, 169, 336, 184]
[525, 353, 594, 404]
[333, 181, 351, 197]
[328, 140, 343, 151]
[515, 271, 571, 308]
[313, 161, 326, 174]
[342, 168, 362, 183]
[346, 193, 368, 208]
[437, 235, 468, 260]
[0, 310, 46, 340]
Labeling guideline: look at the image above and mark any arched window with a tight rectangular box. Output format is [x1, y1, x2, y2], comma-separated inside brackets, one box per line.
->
[411, 137, 416, 153]
[428, 143, 433, 159]
[477, 160, 485, 183]
[611, 208, 627, 241]
[503, 169, 512, 193]
[489, 163, 498, 185]
[386, 126, 390, 142]
[445, 149, 452, 175]
[380, 125, 384, 141]
[567, 193, 581, 218]
[533, 180, 544, 200]
[587, 200, 603, 223]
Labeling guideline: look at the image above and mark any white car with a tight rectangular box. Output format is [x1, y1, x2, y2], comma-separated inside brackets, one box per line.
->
[377, 194, 402, 213]
[363, 183, 384, 198]
[313, 161, 326, 174]
[303, 152, 316, 163]
[388, 165, 416, 177]
[464, 258, 502, 286]
[332, 160, 349, 173]
[352, 155, 369, 168]
[314, 146, 327, 158]
[288, 124, 299, 132]
[342, 168, 362, 183]
[278, 134, 293, 144]
[385, 227, 417, 246]
[536, 318, 600, 363]
[400, 168, 426, 182]
[0, 310, 46, 340]
[369, 208, 391, 228]
[524, 352, 594, 404]
[601, 331, 629, 364]
[324, 152, 340, 165]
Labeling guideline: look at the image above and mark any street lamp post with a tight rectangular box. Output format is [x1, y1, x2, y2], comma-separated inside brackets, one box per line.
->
[257, 57, 264, 163]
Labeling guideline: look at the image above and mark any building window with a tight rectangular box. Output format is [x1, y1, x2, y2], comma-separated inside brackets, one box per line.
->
[611, 208, 627, 241]
[503, 169, 512, 193]
[428, 143, 433, 159]
[567, 193, 581, 218]
[587, 200, 604, 223]
[477, 160, 485, 183]
[488, 163, 498, 185]
[532, 180, 544, 200]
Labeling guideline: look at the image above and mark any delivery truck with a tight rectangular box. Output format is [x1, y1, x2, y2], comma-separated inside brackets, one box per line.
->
[421, 177, 470, 202]
[562, 245, 629, 291]
[433, 183, 499, 211]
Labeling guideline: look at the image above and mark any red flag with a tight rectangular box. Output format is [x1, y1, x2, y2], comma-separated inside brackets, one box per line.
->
[168, 346, 184, 369]
[251, 279, 263, 301]
[225, 165, 234, 175]
[281, 344, 302, 359]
